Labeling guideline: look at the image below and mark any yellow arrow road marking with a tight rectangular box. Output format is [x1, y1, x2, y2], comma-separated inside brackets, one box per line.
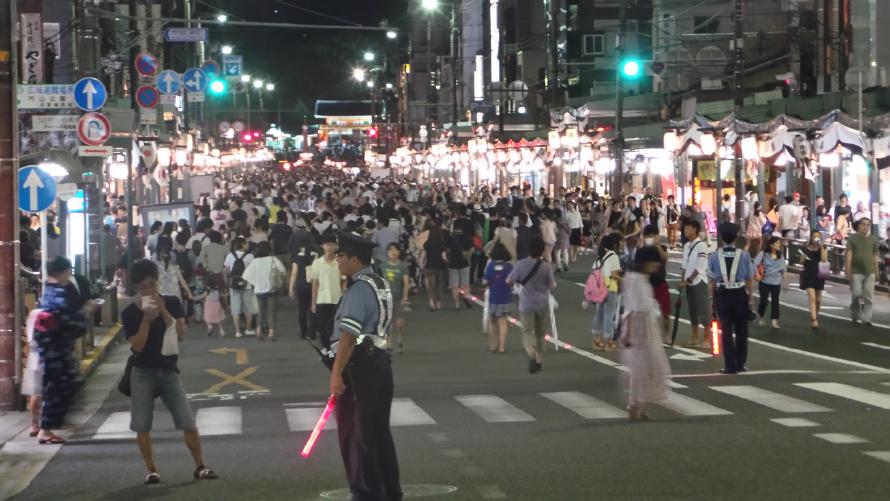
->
[210, 347, 249, 365]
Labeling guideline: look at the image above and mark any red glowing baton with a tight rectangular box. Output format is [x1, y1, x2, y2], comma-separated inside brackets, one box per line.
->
[711, 320, 721, 356]
[300, 395, 337, 458]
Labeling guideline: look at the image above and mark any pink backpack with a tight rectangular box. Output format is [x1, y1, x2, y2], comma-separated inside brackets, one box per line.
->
[584, 251, 614, 304]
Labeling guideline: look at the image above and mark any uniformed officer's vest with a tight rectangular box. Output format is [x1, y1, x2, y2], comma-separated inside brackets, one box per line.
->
[717, 248, 745, 290]
[351, 273, 393, 350]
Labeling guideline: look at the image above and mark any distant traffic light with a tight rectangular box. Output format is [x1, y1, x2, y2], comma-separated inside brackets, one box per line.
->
[621, 59, 641, 79]
[242, 132, 253, 142]
[367, 127, 379, 139]
[209, 79, 227, 95]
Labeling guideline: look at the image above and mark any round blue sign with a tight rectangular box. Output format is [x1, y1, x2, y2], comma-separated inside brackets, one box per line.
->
[73, 77, 107, 112]
[183, 68, 207, 92]
[156, 70, 181, 95]
[135, 52, 160, 77]
[135, 85, 159, 108]
[18, 165, 58, 213]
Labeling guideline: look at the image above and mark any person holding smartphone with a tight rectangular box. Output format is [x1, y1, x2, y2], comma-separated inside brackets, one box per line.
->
[122, 259, 217, 485]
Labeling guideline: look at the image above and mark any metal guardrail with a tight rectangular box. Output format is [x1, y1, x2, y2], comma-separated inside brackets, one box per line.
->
[778, 236, 847, 274]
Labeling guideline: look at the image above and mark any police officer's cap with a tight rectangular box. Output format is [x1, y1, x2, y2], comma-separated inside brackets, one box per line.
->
[718, 222, 741, 243]
[337, 231, 377, 260]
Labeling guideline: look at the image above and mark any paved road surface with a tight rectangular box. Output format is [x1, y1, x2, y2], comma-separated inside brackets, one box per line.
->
[5, 252, 890, 500]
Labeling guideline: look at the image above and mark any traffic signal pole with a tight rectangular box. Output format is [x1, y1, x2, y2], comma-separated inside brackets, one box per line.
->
[612, 0, 628, 197]
[0, 0, 21, 410]
[732, 0, 745, 223]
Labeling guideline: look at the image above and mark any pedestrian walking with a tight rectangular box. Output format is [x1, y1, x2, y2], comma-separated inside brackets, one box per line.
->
[754, 236, 787, 329]
[745, 201, 767, 256]
[33, 257, 88, 445]
[378, 242, 410, 353]
[679, 219, 710, 348]
[588, 233, 623, 351]
[506, 238, 556, 374]
[224, 237, 257, 338]
[483, 243, 514, 353]
[845, 217, 879, 325]
[421, 223, 448, 311]
[122, 259, 217, 484]
[799, 231, 829, 329]
[643, 224, 671, 340]
[308, 232, 345, 350]
[199, 273, 227, 337]
[444, 225, 472, 309]
[619, 246, 672, 420]
[708, 223, 755, 374]
[327, 232, 401, 501]
[243, 241, 288, 341]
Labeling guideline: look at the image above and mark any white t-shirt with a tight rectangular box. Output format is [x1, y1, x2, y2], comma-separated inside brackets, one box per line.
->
[224, 250, 254, 272]
[596, 251, 621, 292]
[779, 204, 799, 231]
[682, 239, 709, 285]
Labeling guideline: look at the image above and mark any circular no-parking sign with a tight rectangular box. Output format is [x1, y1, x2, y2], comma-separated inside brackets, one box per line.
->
[77, 112, 111, 146]
[134, 52, 160, 77]
[232, 120, 246, 133]
[135, 85, 160, 109]
[218, 121, 231, 134]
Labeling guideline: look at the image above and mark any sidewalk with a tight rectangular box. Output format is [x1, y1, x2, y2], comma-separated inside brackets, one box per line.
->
[0, 323, 122, 449]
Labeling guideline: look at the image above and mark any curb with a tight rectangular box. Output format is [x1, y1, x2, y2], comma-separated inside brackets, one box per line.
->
[79, 324, 122, 377]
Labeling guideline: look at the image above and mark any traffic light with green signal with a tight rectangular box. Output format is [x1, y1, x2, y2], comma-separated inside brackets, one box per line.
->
[620, 59, 641, 79]
[209, 78, 227, 95]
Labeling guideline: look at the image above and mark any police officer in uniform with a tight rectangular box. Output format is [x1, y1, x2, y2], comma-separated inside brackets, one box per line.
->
[707, 223, 754, 374]
[329, 231, 402, 501]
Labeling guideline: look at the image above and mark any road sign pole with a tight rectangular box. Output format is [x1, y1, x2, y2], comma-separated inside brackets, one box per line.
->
[40, 212, 47, 284]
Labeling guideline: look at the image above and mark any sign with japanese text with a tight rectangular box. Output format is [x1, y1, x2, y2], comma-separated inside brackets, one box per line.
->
[17, 84, 75, 109]
[32, 115, 78, 132]
[20, 13, 43, 84]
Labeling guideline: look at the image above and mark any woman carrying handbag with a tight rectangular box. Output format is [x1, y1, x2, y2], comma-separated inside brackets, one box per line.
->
[799, 232, 829, 330]
[243, 241, 288, 341]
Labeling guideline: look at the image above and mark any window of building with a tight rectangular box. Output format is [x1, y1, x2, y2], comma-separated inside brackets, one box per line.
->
[693, 16, 719, 34]
[583, 34, 604, 56]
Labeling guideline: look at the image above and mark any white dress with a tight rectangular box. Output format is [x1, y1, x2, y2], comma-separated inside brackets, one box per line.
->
[620, 272, 671, 406]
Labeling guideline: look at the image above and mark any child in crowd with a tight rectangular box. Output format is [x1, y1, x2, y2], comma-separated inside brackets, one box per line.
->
[619, 245, 672, 420]
[200, 273, 227, 337]
[483, 243, 514, 353]
[378, 243, 410, 353]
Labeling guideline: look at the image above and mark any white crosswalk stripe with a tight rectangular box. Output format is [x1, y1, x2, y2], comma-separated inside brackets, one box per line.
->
[92, 411, 135, 440]
[710, 385, 831, 413]
[94, 380, 890, 440]
[196, 406, 242, 436]
[540, 392, 626, 419]
[795, 382, 890, 410]
[285, 398, 437, 432]
[656, 392, 734, 417]
[455, 395, 535, 423]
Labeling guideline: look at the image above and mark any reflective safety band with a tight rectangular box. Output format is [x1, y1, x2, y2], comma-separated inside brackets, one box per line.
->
[718, 249, 744, 290]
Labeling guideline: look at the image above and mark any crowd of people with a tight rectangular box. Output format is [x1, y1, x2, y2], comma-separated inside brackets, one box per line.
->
[15, 159, 886, 485]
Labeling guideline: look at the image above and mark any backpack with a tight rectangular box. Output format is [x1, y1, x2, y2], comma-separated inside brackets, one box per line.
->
[229, 252, 249, 290]
[584, 251, 614, 304]
[761, 219, 775, 236]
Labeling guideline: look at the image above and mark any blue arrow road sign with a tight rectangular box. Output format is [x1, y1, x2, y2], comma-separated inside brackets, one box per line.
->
[73, 77, 107, 112]
[183, 68, 207, 92]
[222, 55, 242, 76]
[156, 70, 181, 95]
[18, 165, 57, 213]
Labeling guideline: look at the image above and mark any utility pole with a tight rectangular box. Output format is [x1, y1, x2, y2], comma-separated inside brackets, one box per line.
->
[613, 1, 628, 197]
[126, 0, 139, 295]
[0, 0, 20, 410]
[451, 0, 459, 128]
[547, 0, 560, 107]
[732, 0, 745, 223]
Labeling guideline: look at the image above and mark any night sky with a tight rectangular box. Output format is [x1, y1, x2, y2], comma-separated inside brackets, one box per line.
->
[198, 0, 407, 129]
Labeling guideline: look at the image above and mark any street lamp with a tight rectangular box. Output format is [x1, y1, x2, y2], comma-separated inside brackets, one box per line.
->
[221, 45, 233, 55]
[352, 68, 366, 82]
[253, 79, 263, 89]
[364, 51, 375, 62]
[241, 74, 251, 83]
[266, 83, 275, 91]
[366, 80, 374, 89]
[386, 30, 397, 39]
[216, 14, 227, 23]
[385, 82, 394, 90]
[421, 0, 438, 10]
